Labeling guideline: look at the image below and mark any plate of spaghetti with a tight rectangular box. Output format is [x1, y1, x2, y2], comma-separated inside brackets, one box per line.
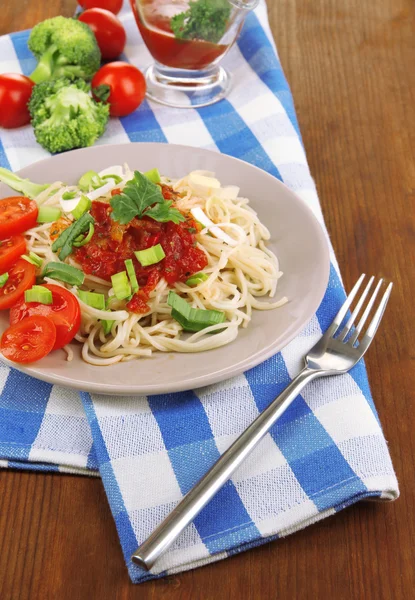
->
[0, 143, 329, 395]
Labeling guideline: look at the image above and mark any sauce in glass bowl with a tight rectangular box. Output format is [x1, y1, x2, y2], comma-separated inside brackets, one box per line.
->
[131, 0, 231, 70]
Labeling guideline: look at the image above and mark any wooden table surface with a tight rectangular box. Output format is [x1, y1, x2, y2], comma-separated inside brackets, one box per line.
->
[1, 1, 414, 598]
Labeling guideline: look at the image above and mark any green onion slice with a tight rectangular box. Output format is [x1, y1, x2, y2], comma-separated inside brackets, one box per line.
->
[168, 291, 226, 332]
[62, 190, 78, 200]
[22, 252, 43, 268]
[72, 195, 92, 220]
[51, 212, 94, 261]
[102, 174, 123, 184]
[135, 244, 165, 267]
[0, 273, 9, 287]
[144, 168, 161, 184]
[124, 259, 139, 295]
[24, 285, 53, 305]
[42, 262, 85, 286]
[185, 272, 209, 287]
[72, 223, 94, 248]
[111, 271, 131, 300]
[37, 206, 61, 223]
[101, 319, 114, 335]
[78, 290, 105, 310]
[78, 170, 103, 191]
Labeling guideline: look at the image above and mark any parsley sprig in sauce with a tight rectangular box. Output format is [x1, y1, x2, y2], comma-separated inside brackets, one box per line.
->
[110, 171, 185, 225]
[171, 0, 231, 45]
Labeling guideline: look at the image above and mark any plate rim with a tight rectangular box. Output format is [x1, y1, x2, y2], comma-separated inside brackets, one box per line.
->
[0, 142, 330, 395]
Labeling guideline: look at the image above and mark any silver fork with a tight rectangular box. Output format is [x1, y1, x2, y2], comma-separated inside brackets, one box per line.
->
[132, 274, 392, 570]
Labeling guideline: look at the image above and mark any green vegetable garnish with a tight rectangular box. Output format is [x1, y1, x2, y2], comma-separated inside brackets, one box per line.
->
[143, 168, 161, 184]
[72, 222, 94, 247]
[170, 0, 231, 44]
[125, 259, 139, 295]
[135, 244, 165, 267]
[28, 79, 109, 154]
[101, 318, 114, 335]
[101, 173, 123, 184]
[71, 195, 92, 220]
[110, 170, 185, 225]
[42, 262, 85, 286]
[0, 273, 9, 288]
[168, 291, 226, 332]
[51, 212, 94, 260]
[111, 271, 131, 300]
[78, 171, 105, 192]
[37, 206, 61, 223]
[78, 290, 105, 310]
[0, 168, 49, 200]
[22, 252, 43, 268]
[185, 272, 209, 286]
[24, 285, 53, 305]
[62, 190, 78, 200]
[28, 16, 101, 84]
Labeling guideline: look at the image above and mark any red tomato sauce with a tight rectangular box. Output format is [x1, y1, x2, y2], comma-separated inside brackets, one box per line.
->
[74, 190, 208, 313]
[130, 0, 229, 70]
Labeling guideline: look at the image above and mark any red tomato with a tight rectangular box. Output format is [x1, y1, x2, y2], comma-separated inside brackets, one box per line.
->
[0, 196, 38, 237]
[78, 0, 123, 14]
[0, 74, 34, 129]
[10, 283, 81, 350]
[92, 62, 146, 117]
[1, 315, 56, 363]
[0, 235, 26, 273]
[0, 259, 36, 310]
[79, 8, 126, 60]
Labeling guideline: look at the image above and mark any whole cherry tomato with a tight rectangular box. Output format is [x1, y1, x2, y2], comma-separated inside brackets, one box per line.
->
[78, 0, 123, 14]
[78, 8, 126, 60]
[92, 62, 146, 117]
[0, 74, 34, 129]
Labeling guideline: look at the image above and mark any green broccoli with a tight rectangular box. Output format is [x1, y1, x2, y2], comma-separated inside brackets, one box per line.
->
[28, 16, 101, 84]
[28, 79, 109, 154]
[170, 0, 231, 44]
[0, 168, 49, 199]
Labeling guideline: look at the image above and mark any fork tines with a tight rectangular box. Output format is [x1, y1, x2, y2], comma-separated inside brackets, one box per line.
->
[328, 274, 392, 349]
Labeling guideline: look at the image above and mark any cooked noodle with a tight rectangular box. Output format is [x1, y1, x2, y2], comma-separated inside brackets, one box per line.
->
[25, 167, 287, 365]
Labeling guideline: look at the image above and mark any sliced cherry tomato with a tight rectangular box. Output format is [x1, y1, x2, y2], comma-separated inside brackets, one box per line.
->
[0, 196, 38, 238]
[79, 8, 126, 60]
[0, 259, 35, 310]
[0, 235, 26, 273]
[92, 62, 146, 117]
[10, 284, 81, 350]
[1, 315, 56, 364]
[0, 73, 34, 129]
[78, 0, 123, 14]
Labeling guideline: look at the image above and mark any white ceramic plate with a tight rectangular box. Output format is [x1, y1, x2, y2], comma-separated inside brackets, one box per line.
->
[0, 143, 330, 395]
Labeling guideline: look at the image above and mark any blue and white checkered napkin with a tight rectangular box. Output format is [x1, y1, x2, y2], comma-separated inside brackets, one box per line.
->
[0, 0, 398, 583]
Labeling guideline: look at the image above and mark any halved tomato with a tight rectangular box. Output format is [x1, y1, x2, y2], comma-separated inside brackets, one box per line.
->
[1, 315, 56, 363]
[0, 196, 38, 237]
[10, 284, 81, 350]
[0, 258, 35, 310]
[0, 234, 26, 273]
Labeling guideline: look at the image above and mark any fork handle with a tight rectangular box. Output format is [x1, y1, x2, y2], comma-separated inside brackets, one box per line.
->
[132, 366, 322, 570]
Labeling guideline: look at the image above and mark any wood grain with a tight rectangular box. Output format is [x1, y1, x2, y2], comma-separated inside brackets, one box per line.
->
[1, 0, 414, 598]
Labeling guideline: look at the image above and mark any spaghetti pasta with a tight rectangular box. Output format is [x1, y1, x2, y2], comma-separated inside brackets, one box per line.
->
[24, 166, 287, 365]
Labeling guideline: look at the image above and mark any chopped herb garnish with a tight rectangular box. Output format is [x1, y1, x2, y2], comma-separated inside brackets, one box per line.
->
[110, 170, 185, 226]
[51, 212, 94, 261]
[170, 0, 231, 44]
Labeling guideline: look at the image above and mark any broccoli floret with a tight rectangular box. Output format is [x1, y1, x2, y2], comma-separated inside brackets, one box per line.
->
[28, 16, 101, 84]
[171, 0, 231, 44]
[29, 79, 109, 154]
[0, 168, 49, 199]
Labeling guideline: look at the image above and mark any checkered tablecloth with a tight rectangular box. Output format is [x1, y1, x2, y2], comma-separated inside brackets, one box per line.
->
[0, 0, 398, 583]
